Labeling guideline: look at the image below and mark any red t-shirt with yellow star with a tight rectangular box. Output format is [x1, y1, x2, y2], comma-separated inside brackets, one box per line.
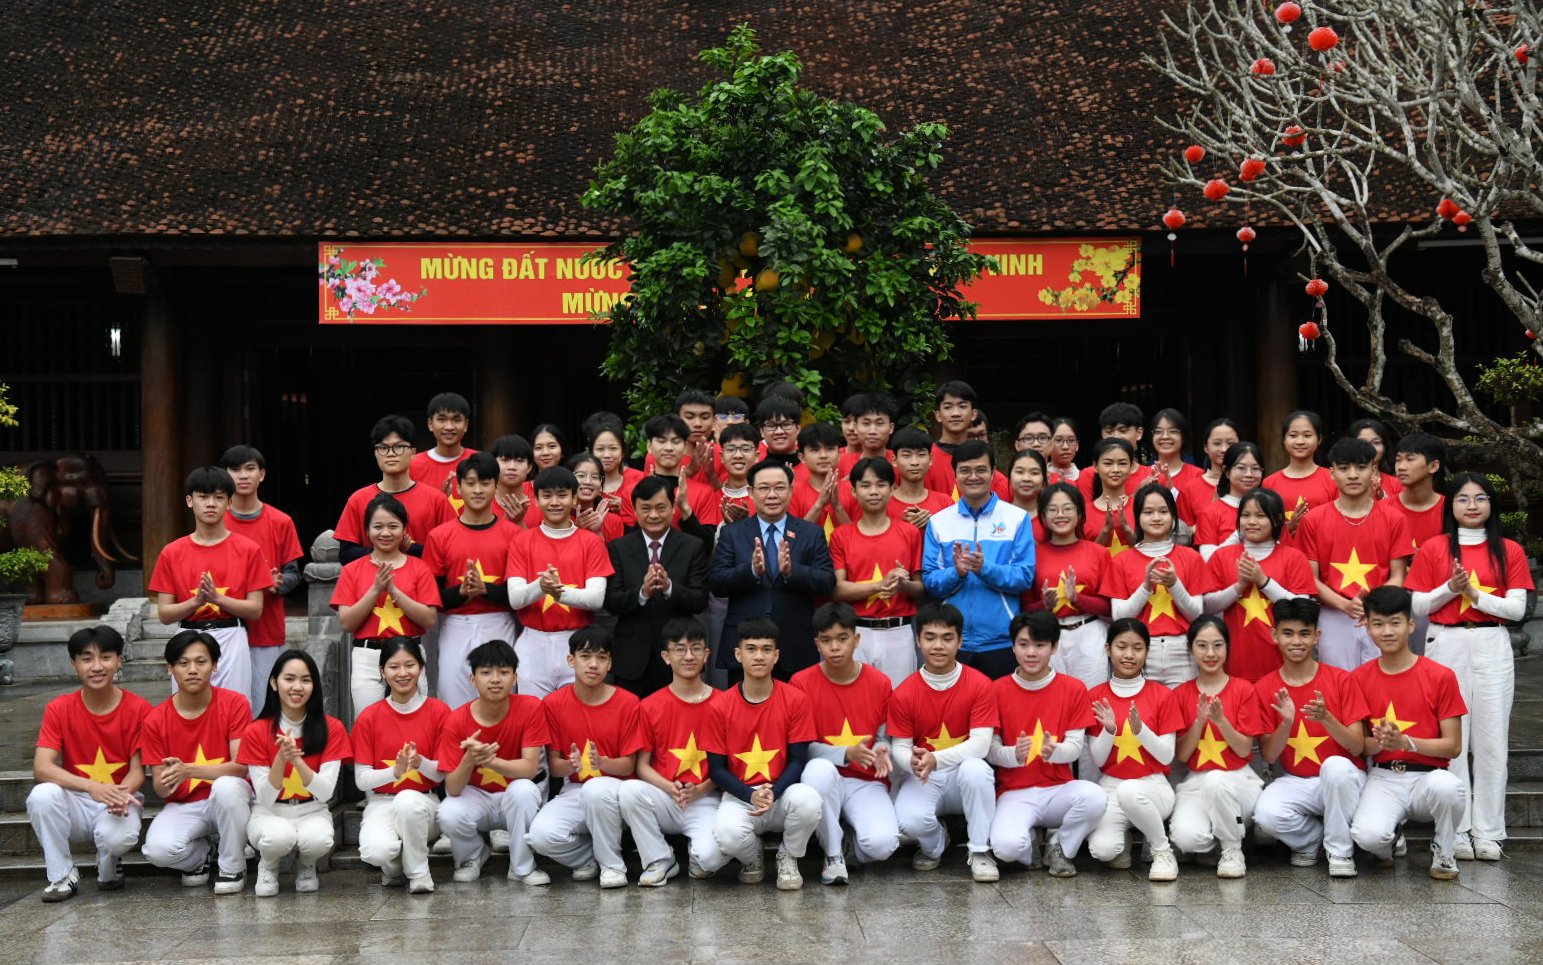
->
[1081, 499, 1138, 559]
[37, 689, 153, 787]
[138, 686, 251, 803]
[421, 516, 519, 616]
[828, 519, 922, 619]
[886, 488, 955, 524]
[926, 445, 1013, 502]
[236, 715, 351, 802]
[1406, 537, 1534, 627]
[1085, 679, 1183, 780]
[1076, 464, 1152, 503]
[1172, 676, 1269, 771]
[1024, 538, 1110, 618]
[790, 663, 893, 782]
[1298, 501, 1413, 599]
[333, 481, 457, 549]
[1176, 475, 1218, 527]
[1102, 545, 1211, 638]
[409, 449, 477, 512]
[639, 686, 718, 786]
[990, 672, 1096, 792]
[1254, 664, 1369, 778]
[435, 697, 550, 793]
[330, 554, 439, 638]
[543, 685, 646, 785]
[886, 665, 997, 755]
[224, 505, 302, 648]
[504, 526, 615, 632]
[1263, 467, 1339, 523]
[350, 696, 453, 795]
[1351, 656, 1467, 769]
[1206, 543, 1317, 682]
[148, 532, 273, 623]
[1389, 495, 1445, 553]
[787, 474, 857, 539]
[702, 681, 817, 786]
[1193, 498, 1241, 549]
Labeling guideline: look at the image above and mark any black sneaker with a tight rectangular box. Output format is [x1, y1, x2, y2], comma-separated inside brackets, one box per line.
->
[213, 869, 246, 895]
[97, 858, 125, 891]
[181, 854, 213, 888]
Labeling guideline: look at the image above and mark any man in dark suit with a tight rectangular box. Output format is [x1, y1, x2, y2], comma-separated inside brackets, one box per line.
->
[711, 460, 836, 680]
[604, 475, 710, 695]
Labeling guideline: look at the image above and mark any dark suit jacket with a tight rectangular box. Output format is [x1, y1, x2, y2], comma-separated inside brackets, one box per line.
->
[709, 515, 836, 674]
[603, 528, 710, 681]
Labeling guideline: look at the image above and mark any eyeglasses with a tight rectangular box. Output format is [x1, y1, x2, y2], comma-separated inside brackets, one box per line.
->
[572, 472, 601, 483]
[1051, 437, 1078, 447]
[722, 444, 758, 455]
[373, 443, 412, 455]
[666, 644, 708, 656]
[1232, 464, 1263, 476]
[1044, 506, 1078, 518]
[762, 421, 797, 433]
[715, 413, 747, 423]
[1017, 433, 1051, 445]
[1454, 494, 1491, 505]
[956, 466, 992, 478]
[753, 484, 790, 495]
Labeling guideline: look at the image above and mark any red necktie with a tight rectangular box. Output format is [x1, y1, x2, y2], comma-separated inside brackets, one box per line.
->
[649, 540, 661, 566]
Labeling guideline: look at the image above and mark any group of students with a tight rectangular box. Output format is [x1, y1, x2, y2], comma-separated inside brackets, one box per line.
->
[27, 383, 1526, 899]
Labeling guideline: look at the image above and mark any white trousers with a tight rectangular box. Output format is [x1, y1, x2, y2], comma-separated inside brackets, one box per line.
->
[1051, 619, 1111, 691]
[438, 781, 544, 876]
[1426, 624, 1512, 840]
[1146, 635, 1196, 687]
[714, 784, 823, 862]
[1169, 767, 1263, 852]
[25, 784, 142, 883]
[1351, 766, 1464, 859]
[800, 758, 900, 862]
[249, 645, 282, 716]
[358, 790, 439, 880]
[856, 624, 918, 689]
[515, 627, 576, 698]
[990, 780, 1108, 865]
[349, 642, 386, 724]
[618, 781, 727, 872]
[894, 758, 996, 858]
[142, 776, 254, 876]
[1316, 608, 1378, 670]
[438, 612, 519, 709]
[528, 779, 629, 872]
[1088, 773, 1177, 861]
[1252, 758, 1366, 859]
[247, 800, 333, 867]
[172, 626, 251, 707]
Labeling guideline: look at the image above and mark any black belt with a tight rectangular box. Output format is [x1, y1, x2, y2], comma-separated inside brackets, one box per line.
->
[182, 619, 240, 631]
[856, 616, 911, 630]
[355, 636, 422, 649]
[1432, 621, 1498, 630]
[1374, 760, 1444, 773]
[1058, 616, 1097, 630]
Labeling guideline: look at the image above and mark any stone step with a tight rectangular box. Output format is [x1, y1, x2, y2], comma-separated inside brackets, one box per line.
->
[0, 805, 164, 856]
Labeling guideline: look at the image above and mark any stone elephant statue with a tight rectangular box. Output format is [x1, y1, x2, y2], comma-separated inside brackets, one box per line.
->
[0, 453, 137, 604]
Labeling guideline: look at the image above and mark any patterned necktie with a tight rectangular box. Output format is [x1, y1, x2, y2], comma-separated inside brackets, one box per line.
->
[763, 523, 779, 577]
[649, 539, 661, 566]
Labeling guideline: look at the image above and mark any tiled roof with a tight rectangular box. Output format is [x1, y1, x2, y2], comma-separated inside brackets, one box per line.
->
[0, 1, 1339, 239]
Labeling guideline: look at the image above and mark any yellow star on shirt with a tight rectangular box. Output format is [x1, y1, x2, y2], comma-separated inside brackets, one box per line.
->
[735, 733, 780, 782]
[823, 516, 836, 539]
[75, 747, 124, 784]
[187, 576, 231, 621]
[540, 578, 578, 613]
[864, 564, 889, 609]
[186, 743, 226, 793]
[928, 723, 968, 752]
[464, 558, 502, 590]
[476, 766, 509, 788]
[1374, 701, 1415, 734]
[279, 765, 310, 800]
[449, 493, 465, 514]
[1195, 724, 1229, 767]
[1053, 569, 1086, 615]
[1330, 548, 1377, 596]
[1458, 569, 1497, 615]
[577, 742, 603, 780]
[381, 758, 424, 788]
[1107, 531, 1130, 559]
[669, 732, 708, 780]
[1239, 584, 1274, 627]
[1146, 583, 1177, 622]
[1024, 719, 1047, 763]
[373, 594, 406, 635]
[1286, 720, 1329, 766]
[825, 719, 870, 748]
[1112, 720, 1146, 765]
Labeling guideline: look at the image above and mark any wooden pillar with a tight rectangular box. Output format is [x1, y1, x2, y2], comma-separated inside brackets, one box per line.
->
[140, 286, 182, 576]
[478, 328, 521, 440]
[1256, 274, 1298, 471]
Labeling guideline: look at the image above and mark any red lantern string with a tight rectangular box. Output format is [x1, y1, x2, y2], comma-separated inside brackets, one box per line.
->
[1301, 277, 1329, 352]
[1236, 225, 1256, 276]
[1163, 208, 1186, 267]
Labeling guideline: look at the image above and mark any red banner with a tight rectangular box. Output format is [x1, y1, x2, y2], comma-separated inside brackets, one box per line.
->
[317, 237, 1140, 325]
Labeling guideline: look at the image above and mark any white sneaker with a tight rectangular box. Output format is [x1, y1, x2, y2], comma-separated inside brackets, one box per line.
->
[1474, 838, 1503, 861]
[489, 829, 511, 853]
[380, 860, 406, 888]
[572, 860, 600, 882]
[294, 862, 319, 893]
[1107, 849, 1132, 870]
[1328, 855, 1357, 878]
[1454, 832, 1475, 860]
[1430, 849, 1460, 880]
[513, 868, 551, 886]
[453, 843, 491, 883]
[407, 874, 435, 894]
[599, 867, 628, 889]
[775, 849, 803, 891]
[1148, 848, 1179, 882]
[181, 854, 213, 888]
[688, 858, 712, 880]
[1216, 847, 1246, 879]
[1045, 836, 1076, 878]
[40, 870, 79, 903]
[1394, 833, 1408, 857]
[969, 851, 999, 883]
[738, 849, 765, 884]
[431, 835, 453, 855]
[212, 870, 245, 895]
[254, 864, 280, 898]
[639, 858, 680, 887]
[1290, 847, 1319, 868]
[820, 854, 849, 886]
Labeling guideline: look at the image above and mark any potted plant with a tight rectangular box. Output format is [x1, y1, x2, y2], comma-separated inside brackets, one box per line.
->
[0, 383, 51, 682]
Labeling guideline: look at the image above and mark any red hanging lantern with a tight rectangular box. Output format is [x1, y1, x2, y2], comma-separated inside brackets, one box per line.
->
[1184, 144, 1206, 164]
[1252, 58, 1277, 75]
[1204, 179, 1231, 201]
[1436, 198, 1460, 220]
[1299, 322, 1320, 340]
[1308, 26, 1340, 51]
[1305, 278, 1329, 297]
[1454, 210, 1473, 232]
[1237, 225, 1256, 276]
[1239, 158, 1267, 181]
[1282, 125, 1307, 148]
[1276, 2, 1302, 24]
[1517, 44, 1530, 65]
[1163, 208, 1186, 266]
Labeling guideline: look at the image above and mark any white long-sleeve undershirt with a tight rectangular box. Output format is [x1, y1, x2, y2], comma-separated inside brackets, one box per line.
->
[889, 663, 990, 774]
[249, 715, 340, 805]
[352, 691, 446, 792]
[1112, 541, 1202, 622]
[1411, 529, 1530, 621]
[1088, 675, 1176, 767]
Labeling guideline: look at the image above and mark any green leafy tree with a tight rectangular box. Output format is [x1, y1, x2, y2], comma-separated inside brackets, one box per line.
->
[0, 383, 51, 594]
[582, 23, 994, 428]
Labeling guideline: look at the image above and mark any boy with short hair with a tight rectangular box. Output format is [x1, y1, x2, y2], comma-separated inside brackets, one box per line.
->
[528, 628, 646, 888]
[1348, 586, 1467, 880]
[888, 603, 1000, 883]
[619, 617, 730, 886]
[435, 639, 550, 884]
[756, 395, 805, 471]
[967, 410, 991, 442]
[717, 422, 761, 525]
[644, 414, 724, 539]
[1392, 432, 1448, 552]
[830, 458, 925, 686]
[28, 626, 152, 901]
[1075, 403, 1152, 500]
[789, 422, 855, 536]
[422, 452, 519, 709]
[1299, 438, 1413, 669]
[150, 466, 272, 701]
[707, 617, 824, 890]
[925, 381, 1009, 500]
[221, 445, 304, 710]
[791, 603, 900, 886]
[140, 630, 254, 894]
[490, 433, 538, 527]
[505, 467, 615, 698]
[409, 392, 477, 511]
[675, 389, 720, 483]
[334, 415, 456, 563]
[1013, 412, 1054, 457]
[890, 426, 955, 532]
[1252, 598, 1370, 877]
[713, 395, 751, 443]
